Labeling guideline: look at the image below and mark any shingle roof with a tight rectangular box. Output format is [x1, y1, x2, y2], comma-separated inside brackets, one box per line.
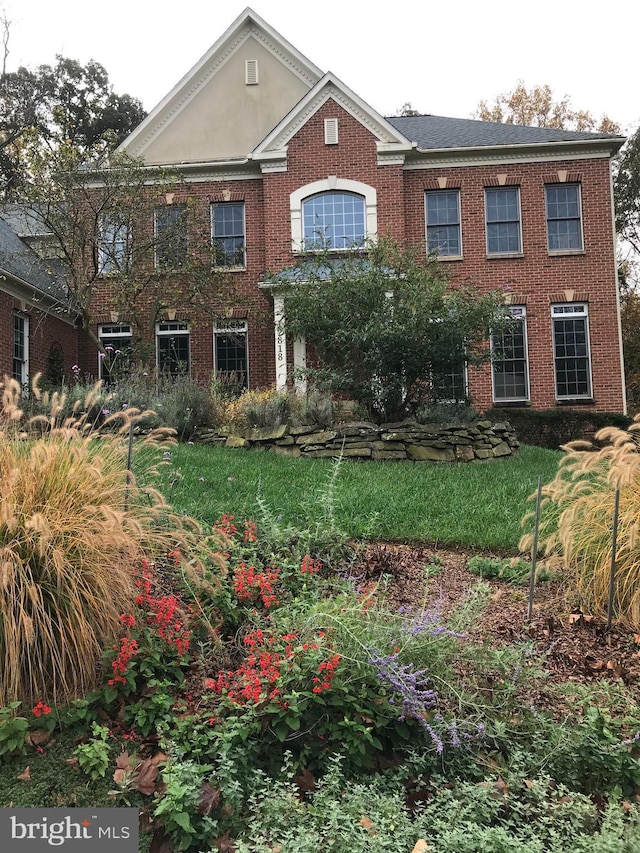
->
[0, 216, 70, 305]
[386, 114, 623, 151]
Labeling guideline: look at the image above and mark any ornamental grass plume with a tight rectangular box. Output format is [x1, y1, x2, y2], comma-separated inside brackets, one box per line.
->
[0, 375, 224, 707]
[520, 415, 640, 628]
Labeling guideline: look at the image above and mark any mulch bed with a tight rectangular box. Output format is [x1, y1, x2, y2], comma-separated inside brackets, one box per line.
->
[351, 542, 640, 703]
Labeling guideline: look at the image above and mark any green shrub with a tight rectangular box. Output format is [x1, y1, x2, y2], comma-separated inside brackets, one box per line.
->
[416, 402, 480, 424]
[484, 407, 631, 450]
[466, 555, 555, 585]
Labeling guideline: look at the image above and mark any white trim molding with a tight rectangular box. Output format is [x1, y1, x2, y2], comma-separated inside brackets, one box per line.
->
[273, 295, 287, 390]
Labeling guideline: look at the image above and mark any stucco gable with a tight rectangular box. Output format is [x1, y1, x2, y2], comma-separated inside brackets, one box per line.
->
[118, 8, 323, 166]
[252, 73, 413, 171]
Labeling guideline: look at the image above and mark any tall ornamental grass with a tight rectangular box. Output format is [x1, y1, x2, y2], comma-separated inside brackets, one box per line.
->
[0, 376, 221, 707]
[521, 415, 640, 628]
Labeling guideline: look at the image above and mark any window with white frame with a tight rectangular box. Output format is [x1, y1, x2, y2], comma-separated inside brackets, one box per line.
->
[485, 187, 522, 255]
[425, 190, 462, 257]
[12, 313, 28, 386]
[552, 304, 592, 399]
[98, 214, 130, 274]
[155, 205, 188, 269]
[302, 191, 366, 250]
[545, 184, 583, 252]
[98, 323, 132, 382]
[211, 202, 246, 268]
[214, 319, 248, 388]
[491, 306, 529, 402]
[156, 322, 190, 376]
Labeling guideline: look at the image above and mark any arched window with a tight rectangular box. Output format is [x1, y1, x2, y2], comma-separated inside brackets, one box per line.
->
[302, 191, 365, 250]
[290, 178, 377, 252]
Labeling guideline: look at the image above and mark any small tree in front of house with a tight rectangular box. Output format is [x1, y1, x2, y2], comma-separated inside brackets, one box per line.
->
[273, 238, 511, 423]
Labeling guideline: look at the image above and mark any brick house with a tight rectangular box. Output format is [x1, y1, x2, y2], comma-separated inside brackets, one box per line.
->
[0, 208, 79, 386]
[3, 8, 627, 413]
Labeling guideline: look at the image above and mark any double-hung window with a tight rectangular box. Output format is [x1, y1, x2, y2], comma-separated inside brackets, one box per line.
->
[98, 323, 132, 382]
[98, 214, 129, 274]
[212, 202, 246, 268]
[214, 319, 248, 388]
[302, 191, 365, 250]
[485, 187, 521, 255]
[491, 307, 529, 402]
[155, 205, 188, 269]
[552, 304, 591, 399]
[545, 184, 583, 252]
[425, 190, 461, 257]
[12, 313, 28, 386]
[156, 322, 190, 376]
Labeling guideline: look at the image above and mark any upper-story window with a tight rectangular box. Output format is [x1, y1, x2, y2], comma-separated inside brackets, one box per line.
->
[211, 202, 246, 268]
[485, 187, 522, 255]
[545, 184, 583, 252]
[98, 214, 130, 274]
[425, 190, 462, 257]
[302, 191, 366, 250]
[290, 178, 377, 253]
[155, 205, 188, 270]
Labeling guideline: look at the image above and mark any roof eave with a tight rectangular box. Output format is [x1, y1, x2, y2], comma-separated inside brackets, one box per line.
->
[408, 136, 626, 159]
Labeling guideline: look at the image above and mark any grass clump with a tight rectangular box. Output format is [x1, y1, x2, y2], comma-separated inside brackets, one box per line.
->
[521, 414, 640, 628]
[0, 375, 221, 708]
[466, 556, 556, 585]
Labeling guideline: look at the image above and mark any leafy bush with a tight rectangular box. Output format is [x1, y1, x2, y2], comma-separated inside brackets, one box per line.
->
[416, 402, 480, 424]
[0, 375, 221, 707]
[484, 407, 631, 450]
[521, 415, 640, 627]
[466, 555, 556, 585]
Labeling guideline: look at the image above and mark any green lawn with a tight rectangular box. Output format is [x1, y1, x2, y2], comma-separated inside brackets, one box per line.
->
[157, 443, 561, 551]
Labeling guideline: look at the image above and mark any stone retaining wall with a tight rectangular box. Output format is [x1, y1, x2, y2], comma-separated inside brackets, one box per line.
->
[196, 420, 519, 462]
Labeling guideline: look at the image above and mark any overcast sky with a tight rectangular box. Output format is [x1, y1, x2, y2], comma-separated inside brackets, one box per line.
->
[5, 0, 640, 135]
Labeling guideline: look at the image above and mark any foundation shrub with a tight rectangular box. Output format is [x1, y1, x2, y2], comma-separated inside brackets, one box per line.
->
[0, 375, 221, 707]
[485, 407, 631, 450]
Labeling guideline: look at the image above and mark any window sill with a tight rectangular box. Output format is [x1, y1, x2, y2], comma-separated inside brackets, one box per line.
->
[486, 252, 524, 260]
[547, 249, 585, 257]
[213, 266, 247, 273]
[555, 397, 594, 406]
[491, 399, 531, 406]
[435, 255, 464, 262]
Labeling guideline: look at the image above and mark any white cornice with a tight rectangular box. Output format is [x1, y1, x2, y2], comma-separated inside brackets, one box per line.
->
[403, 142, 615, 171]
[119, 9, 323, 159]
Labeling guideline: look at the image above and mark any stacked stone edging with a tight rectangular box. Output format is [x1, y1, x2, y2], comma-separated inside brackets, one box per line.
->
[196, 420, 519, 462]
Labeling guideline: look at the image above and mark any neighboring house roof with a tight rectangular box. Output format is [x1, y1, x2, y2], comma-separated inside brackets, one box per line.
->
[0, 215, 71, 310]
[0, 202, 53, 239]
[386, 114, 625, 153]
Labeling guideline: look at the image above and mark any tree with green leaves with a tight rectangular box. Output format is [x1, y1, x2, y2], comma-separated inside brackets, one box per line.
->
[273, 238, 511, 422]
[0, 38, 146, 198]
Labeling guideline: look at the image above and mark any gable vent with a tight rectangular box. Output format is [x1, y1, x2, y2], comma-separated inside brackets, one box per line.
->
[245, 59, 259, 85]
[324, 118, 339, 145]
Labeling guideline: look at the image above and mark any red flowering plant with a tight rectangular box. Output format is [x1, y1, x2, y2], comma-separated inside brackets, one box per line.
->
[196, 623, 398, 774]
[98, 561, 194, 712]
